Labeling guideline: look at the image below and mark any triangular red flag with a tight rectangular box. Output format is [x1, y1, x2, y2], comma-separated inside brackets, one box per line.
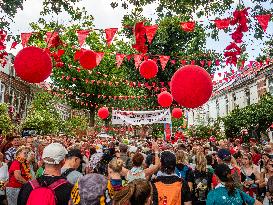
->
[10, 41, 18, 49]
[144, 25, 158, 44]
[214, 18, 231, 29]
[180, 22, 195, 32]
[46, 32, 60, 47]
[21, 33, 32, 47]
[255, 14, 272, 32]
[134, 54, 143, 69]
[96, 52, 105, 66]
[116, 54, 126, 68]
[105, 28, 118, 46]
[159, 55, 170, 70]
[77, 30, 90, 47]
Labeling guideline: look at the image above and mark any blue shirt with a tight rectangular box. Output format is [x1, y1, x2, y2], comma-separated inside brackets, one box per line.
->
[206, 187, 255, 205]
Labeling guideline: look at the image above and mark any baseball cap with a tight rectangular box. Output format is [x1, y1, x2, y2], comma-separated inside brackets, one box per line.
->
[71, 173, 112, 205]
[42, 143, 68, 165]
[217, 149, 231, 161]
[66, 149, 84, 162]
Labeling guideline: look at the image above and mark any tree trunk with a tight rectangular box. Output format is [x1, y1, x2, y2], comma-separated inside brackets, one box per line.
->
[89, 107, 95, 127]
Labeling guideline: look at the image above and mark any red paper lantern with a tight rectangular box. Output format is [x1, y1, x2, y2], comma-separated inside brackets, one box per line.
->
[171, 65, 213, 108]
[172, 108, 183, 119]
[98, 107, 109, 119]
[139, 60, 158, 79]
[79, 50, 97, 70]
[158, 91, 173, 107]
[14, 46, 52, 83]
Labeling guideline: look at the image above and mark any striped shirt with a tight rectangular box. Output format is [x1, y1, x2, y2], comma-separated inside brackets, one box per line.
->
[5, 147, 16, 162]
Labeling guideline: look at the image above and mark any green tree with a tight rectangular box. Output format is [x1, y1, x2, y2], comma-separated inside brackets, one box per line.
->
[0, 103, 14, 135]
[21, 91, 62, 134]
[63, 115, 88, 137]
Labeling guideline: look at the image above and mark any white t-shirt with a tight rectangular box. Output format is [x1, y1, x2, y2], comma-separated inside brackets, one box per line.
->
[0, 163, 9, 195]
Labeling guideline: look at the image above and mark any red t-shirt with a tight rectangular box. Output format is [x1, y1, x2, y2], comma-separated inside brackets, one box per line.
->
[7, 160, 29, 188]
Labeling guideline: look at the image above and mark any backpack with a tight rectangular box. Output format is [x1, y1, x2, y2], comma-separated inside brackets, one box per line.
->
[230, 166, 243, 190]
[267, 175, 273, 194]
[193, 171, 211, 201]
[26, 179, 67, 205]
[153, 179, 183, 205]
[175, 165, 189, 180]
[61, 168, 75, 178]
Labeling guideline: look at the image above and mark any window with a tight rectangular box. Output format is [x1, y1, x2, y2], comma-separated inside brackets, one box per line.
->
[225, 95, 228, 114]
[245, 89, 250, 106]
[0, 82, 5, 103]
[269, 78, 273, 96]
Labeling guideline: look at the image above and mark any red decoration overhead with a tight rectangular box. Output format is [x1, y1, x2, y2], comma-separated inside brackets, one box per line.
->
[170, 65, 213, 108]
[139, 60, 158, 79]
[14, 46, 52, 83]
[144, 25, 158, 44]
[21, 33, 32, 47]
[172, 108, 183, 119]
[105, 28, 118, 46]
[158, 91, 173, 107]
[77, 30, 90, 47]
[79, 50, 97, 70]
[230, 8, 249, 43]
[96, 52, 105, 66]
[255, 14, 272, 32]
[214, 19, 230, 29]
[10, 41, 18, 49]
[134, 54, 143, 69]
[180, 22, 195, 32]
[98, 107, 109, 119]
[116, 54, 126, 68]
[46, 32, 62, 48]
[133, 22, 148, 54]
[159, 55, 170, 71]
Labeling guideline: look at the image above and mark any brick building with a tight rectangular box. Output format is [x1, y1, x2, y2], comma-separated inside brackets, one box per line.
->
[0, 55, 35, 122]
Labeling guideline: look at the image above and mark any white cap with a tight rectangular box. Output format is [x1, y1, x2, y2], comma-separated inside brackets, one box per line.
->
[42, 143, 68, 165]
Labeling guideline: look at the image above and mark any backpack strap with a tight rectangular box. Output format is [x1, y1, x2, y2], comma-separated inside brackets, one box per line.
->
[29, 180, 41, 190]
[61, 168, 75, 178]
[48, 179, 68, 190]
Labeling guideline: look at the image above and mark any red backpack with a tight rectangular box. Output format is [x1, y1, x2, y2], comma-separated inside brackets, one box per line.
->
[26, 179, 67, 205]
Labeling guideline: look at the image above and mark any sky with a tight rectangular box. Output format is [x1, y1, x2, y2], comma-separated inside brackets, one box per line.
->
[6, 0, 273, 72]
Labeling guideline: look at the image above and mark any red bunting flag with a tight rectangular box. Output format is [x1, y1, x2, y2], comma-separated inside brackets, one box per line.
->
[46, 32, 60, 47]
[180, 60, 187, 65]
[255, 14, 272, 32]
[159, 55, 170, 70]
[96, 52, 105, 66]
[116, 54, 126, 68]
[207, 60, 212, 67]
[214, 18, 231, 29]
[21, 33, 32, 47]
[10, 41, 18, 49]
[144, 25, 158, 44]
[105, 28, 118, 46]
[200, 60, 205, 67]
[180, 22, 195, 32]
[134, 54, 143, 69]
[77, 30, 90, 47]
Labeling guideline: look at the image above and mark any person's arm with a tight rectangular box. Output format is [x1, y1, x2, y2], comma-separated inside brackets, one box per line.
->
[182, 179, 192, 205]
[254, 166, 260, 185]
[14, 170, 27, 184]
[144, 141, 160, 178]
[254, 200, 263, 205]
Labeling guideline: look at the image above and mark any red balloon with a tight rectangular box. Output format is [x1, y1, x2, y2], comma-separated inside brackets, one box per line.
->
[172, 108, 183, 119]
[14, 46, 52, 83]
[158, 91, 173, 107]
[171, 65, 213, 108]
[98, 107, 109, 119]
[139, 60, 158, 79]
[79, 50, 97, 70]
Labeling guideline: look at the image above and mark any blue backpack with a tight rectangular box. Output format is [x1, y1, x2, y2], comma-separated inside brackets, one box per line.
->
[175, 165, 189, 180]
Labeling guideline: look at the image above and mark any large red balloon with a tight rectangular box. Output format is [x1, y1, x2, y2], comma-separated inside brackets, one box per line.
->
[14, 46, 52, 83]
[158, 91, 173, 107]
[171, 65, 213, 108]
[98, 107, 109, 119]
[172, 108, 183, 119]
[79, 50, 97, 70]
[139, 60, 158, 79]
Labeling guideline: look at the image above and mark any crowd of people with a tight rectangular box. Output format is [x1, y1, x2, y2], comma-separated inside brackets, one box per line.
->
[0, 129, 273, 205]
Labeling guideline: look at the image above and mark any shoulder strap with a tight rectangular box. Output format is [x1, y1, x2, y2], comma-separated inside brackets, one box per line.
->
[29, 180, 41, 190]
[61, 168, 75, 178]
[48, 179, 68, 190]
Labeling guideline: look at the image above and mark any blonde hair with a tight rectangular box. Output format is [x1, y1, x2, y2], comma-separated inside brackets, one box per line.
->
[195, 152, 207, 172]
[176, 150, 188, 164]
[15, 146, 28, 157]
[108, 158, 123, 173]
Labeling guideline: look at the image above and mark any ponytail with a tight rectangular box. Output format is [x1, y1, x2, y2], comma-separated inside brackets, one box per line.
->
[225, 173, 236, 196]
[114, 183, 135, 205]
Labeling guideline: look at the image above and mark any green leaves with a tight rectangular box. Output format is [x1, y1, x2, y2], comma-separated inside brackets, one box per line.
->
[0, 103, 14, 135]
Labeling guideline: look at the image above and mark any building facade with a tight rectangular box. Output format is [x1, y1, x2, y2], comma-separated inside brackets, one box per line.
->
[187, 64, 273, 126]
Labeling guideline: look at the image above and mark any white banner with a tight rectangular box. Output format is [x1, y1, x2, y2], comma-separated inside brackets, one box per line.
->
[112, 109, 171, 125]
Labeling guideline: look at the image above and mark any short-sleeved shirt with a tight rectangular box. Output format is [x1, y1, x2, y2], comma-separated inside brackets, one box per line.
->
[61, 168, 83, 185]
[206, 187, 255, 205]
[7, 160, 29, 188]
[17, 175, 73, 205]
[5, 147, 16, 162]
